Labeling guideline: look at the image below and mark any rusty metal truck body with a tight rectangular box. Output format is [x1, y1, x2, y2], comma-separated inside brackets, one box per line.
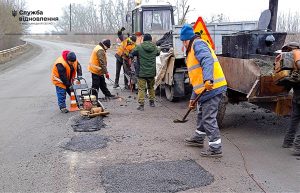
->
[218, 30, 292, 116]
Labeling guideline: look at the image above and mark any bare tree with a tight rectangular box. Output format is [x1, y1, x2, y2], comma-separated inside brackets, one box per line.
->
[174, 0, 191, 24]
[207, 13, 230, 24]
[0, 0, 26, 50]
[277, 11, 300, 43]
[55, 0, 135, 43]
[277, 11, 300, 33]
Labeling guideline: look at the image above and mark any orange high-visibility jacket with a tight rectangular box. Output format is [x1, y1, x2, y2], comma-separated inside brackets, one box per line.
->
[51, 56, 78, 89]
[116, 38, 136, 57]
[88, 45, 106, 75]
[186, 39, 227, 94]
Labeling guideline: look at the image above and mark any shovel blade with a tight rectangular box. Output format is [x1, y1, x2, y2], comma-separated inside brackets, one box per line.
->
[173, 119, 188, 123]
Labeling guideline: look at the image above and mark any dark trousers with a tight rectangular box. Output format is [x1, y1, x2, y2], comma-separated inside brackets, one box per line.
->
[91, 73, 111, 97]
[115, 57, 128, 86]
[195, 94, 223, 151]
[283, 101, 300, 149]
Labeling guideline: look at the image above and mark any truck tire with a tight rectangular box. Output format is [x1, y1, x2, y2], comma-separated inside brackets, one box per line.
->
[217, 93, 228, 128]
[165, 85, 176, 102]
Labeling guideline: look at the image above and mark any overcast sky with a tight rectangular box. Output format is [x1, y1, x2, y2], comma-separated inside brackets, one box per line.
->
[25, 0, 300, 33]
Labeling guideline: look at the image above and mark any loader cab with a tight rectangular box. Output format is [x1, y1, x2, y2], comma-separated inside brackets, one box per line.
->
[130, 4, 175, 35]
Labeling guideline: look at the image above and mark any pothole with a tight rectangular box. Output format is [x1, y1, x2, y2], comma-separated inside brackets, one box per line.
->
[69, 115, 105, 132]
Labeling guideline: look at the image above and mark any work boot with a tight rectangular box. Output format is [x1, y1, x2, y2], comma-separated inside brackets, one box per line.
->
[60, 108, 69, 113]
[200, 149, 223, 158]
[292, 148, 300, 156]
[281, 139, 294, 148]
[105, 94, 115, 98]
[149, 100, 155, 107]
[137, 104, 144, 111]
[184, 134, 204, 147]
[282, 141, 293, 148]
[113, 84, 119, 88]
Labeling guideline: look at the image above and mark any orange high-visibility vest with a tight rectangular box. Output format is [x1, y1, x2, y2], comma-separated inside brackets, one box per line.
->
[186, 39, 227, 94]
[88, 45, 106, 75]
[293, 49, 300, 63]
[51, 56, 78, 89]
[116, 38, 136, 57]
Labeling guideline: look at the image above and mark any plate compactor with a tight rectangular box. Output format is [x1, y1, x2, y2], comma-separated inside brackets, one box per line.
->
[71, 77, 109, 118]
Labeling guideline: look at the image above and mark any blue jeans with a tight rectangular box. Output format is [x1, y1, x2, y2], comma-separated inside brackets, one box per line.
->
[55, 86, 69, 109]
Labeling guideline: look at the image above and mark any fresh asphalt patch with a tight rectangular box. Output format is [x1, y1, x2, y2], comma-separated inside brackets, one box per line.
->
[101, 160, 214, 193]
[61, 134, 109, 152]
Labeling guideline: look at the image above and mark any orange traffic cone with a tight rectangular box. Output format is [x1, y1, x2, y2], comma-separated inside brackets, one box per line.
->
[69, 92, 79, 112]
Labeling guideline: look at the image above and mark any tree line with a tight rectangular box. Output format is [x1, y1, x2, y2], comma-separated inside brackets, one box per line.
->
[0, 0, 26, 50]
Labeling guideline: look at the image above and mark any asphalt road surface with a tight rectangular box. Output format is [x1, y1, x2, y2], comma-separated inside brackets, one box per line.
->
[0, 39, 299, 193]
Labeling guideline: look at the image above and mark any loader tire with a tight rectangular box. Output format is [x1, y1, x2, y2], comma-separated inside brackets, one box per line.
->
[217, 93, 228, 129]
[165, 85, 176, 102]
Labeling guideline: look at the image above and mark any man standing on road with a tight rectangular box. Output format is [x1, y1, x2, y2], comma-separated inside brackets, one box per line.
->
[88, 39, 115, 98]
[51, 50, 82, 113]
[281, 42, 300, 156]
[114, 27, 137, 89]
[180, 24, 227, 157]
[130, 34, 160, 111]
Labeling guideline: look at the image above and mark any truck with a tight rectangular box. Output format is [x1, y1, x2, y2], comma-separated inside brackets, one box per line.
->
[127, 0, 292, 126]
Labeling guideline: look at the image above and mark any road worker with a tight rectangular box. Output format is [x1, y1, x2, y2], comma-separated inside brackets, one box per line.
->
[51, 50, 82, 113]
[88, 39, 115, 98]
[180, 24, 227, 157]
[281, 42, 300, 156]
[114, 27, 137, 89]
[130, 33, 160, 111]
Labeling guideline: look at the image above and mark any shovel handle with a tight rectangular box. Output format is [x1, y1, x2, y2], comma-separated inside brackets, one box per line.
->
[182, 89, 207, 121]
[191, 89, 206, 106]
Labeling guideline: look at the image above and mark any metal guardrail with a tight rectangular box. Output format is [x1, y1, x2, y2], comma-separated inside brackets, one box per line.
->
[0, 41, 28, 57]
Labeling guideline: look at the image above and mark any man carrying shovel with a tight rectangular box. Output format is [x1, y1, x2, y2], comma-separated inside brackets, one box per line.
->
[180, 24, 227, 157]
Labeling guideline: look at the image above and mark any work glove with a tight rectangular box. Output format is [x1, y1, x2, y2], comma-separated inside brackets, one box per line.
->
[105, 73, 110, 79]
[77, 76, 83, 80]
[189, 100, 196, 109]
[68, 86, 74, 93]
[204, 80, 213, 90]
[121, 27, 126, 31]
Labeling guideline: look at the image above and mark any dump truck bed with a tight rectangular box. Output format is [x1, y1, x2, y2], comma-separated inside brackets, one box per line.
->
[218, 55, 292, 115]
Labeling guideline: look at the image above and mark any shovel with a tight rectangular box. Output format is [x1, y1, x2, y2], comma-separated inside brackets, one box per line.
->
[173, 89, 206, 123]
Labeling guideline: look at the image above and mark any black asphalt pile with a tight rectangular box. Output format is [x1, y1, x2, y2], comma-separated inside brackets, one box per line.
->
[62, 135, 109, 152]
[71, 116, 105, 132]
[101, 160, 214, 193]
[254, 59, 274, 76]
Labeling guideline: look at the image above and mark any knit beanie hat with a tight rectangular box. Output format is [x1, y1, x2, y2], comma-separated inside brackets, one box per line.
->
[102, 39, 111, 48]
[180, 24, 195, 41]
[67, 52, 76, 62]
[62, 50, 70, 61]
[130, 35, 137, 43]
[143, 33, 152, 41]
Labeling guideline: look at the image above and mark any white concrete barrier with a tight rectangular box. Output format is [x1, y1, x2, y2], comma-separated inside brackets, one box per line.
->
[0, 41, 28, 58]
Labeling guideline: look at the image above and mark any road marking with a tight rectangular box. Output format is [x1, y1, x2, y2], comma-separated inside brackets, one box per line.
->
[67, 152, 78, 193]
